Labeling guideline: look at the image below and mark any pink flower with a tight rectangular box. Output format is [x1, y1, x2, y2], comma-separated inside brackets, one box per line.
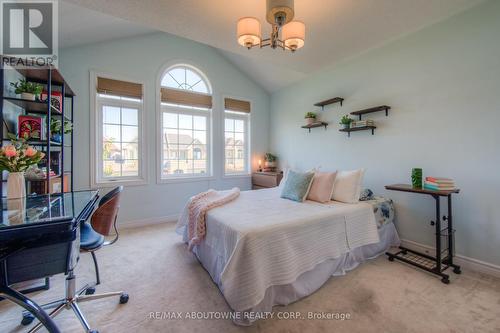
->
[24, 146, 37, 157]
[3, 145, 17, 158]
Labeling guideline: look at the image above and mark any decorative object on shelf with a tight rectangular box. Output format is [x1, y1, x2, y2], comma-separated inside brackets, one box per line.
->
[264, 153, 277, 171]
[351, 105, 391, 120]
[237, 0, 305, 53]
[0, 134, 45, 199]
[50, 118, 72, 143]
[18, 115, 43, 139]
[304, 112, 317, 125]
[10, 79, 43, 101]
[258, 159, 263, 172]
[25, 166, 47, 181]
[41, 90, 63, 113]
[339, 115, 353, 129]
[411, 168, 423, 188]
[314, 97, 344, 110]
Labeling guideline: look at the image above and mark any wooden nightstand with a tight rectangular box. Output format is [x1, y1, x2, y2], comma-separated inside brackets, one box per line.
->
[252, 171, 283, 190]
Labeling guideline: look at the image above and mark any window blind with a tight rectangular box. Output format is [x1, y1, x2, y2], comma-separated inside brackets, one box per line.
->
[224, 98, 250, 113]
[97, 77, 142, 99]
[161, 87, 212, 109]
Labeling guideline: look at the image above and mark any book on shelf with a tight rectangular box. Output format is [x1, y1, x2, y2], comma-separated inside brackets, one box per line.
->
[351, 119, 375, 128]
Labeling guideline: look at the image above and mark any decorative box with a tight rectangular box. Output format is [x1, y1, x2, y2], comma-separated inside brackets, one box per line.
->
[18, 115, 43, 139]
[41, 90, 63, 113]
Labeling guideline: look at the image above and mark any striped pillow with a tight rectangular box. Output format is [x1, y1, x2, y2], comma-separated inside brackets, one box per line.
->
[280, 170, 315, 202]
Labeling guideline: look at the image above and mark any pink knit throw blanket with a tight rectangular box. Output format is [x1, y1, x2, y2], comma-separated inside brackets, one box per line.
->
[187, 187, 240, 251]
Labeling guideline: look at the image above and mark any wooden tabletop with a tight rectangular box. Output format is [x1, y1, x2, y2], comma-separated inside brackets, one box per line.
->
[385, 184, 460, 196]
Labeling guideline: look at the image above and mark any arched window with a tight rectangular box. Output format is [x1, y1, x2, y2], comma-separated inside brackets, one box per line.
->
[161, 66, 210, 94]
[160, 64, 212, 179]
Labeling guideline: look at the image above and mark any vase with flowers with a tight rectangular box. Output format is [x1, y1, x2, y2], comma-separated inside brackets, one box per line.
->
[0, 134, 45, 198]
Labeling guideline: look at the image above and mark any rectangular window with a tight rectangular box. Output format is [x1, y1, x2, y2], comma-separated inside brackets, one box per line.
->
[92, 74, 145, 186]
[224, 98, 250, 176]
[161, 104, 211, 178]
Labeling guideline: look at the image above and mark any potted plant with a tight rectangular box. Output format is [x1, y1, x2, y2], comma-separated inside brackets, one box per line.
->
[304, 112, 317, 125]
[10, 79, 43, 101]
[339, 115, 353, 129]
[264, 153, 277, 169]
[50, 118, 73, 143]
[0, 134, 45, 198]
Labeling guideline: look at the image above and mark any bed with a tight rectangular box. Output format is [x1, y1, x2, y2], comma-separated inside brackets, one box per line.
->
[176, 187, 400, 325]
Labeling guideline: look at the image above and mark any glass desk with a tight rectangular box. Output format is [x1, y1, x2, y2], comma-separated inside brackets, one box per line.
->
[0, 190, 99, 333]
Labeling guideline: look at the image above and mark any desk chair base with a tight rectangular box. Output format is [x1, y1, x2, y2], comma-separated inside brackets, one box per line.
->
[21, 271, 128, 333]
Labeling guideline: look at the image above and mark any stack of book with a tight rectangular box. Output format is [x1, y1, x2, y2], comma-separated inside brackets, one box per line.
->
[350, 119, 375, 128]
[424, 177, 457, 191]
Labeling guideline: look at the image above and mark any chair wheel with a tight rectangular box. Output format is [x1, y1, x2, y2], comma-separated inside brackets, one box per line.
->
[21, 313, 35, 326]
[85, 287, 96, 295]
[388, 256, 394, 262]
[441, 277, 450, 284]
[453, 267, 462, 274]
[119, 293, 129, 304]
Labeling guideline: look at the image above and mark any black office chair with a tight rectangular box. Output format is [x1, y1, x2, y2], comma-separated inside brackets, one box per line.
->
[23, 187, 129, 333]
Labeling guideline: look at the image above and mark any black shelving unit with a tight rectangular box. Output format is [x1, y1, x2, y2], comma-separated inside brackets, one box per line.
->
[1, 56, 75, 197]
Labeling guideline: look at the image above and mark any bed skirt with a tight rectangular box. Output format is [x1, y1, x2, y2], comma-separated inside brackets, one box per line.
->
[191, 222, 400, 326]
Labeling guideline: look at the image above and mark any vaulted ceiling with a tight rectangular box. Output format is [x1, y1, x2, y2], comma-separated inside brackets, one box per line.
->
[60, 0, 484, 92]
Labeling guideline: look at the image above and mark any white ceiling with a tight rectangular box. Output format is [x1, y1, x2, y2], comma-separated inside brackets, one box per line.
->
[60, 0, 484, 92]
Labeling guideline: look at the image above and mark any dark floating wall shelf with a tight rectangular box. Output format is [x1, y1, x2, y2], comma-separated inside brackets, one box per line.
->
[339, 125, 376, 137]
[302, 122, 328, 133]
[314, 97, 344, 110]
[351, 105, 391, 120]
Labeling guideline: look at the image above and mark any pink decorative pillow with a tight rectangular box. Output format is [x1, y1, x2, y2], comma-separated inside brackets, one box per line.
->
[307, 171, 337, 203]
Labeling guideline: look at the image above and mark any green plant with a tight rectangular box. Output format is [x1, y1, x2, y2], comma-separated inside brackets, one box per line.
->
[0, 134, 45, 172]
[339, 115, 353, 125]
[304, 112, 317, 119]
[10, 79, 43, 96]
[50, 118, 73, 134]
[264, 153, 277, 162]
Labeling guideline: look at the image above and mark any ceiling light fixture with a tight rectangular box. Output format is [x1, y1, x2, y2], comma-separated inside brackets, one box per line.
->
[237, 0, 305, 52]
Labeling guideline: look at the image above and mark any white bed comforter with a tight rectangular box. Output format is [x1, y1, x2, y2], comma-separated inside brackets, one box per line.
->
[177, 188, 380, 311]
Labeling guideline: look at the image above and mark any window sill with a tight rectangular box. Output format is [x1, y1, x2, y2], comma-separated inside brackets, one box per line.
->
[92, 178, 148, 188]
[222, 174, 251, 179]
[157, 175, 215, 184]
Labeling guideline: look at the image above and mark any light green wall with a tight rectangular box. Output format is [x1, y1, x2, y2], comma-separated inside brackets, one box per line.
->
[59, 32, 270, 223]
[270, 1, 500, 265]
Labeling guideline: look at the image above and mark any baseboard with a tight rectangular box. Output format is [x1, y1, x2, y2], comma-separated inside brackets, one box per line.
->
[400, 239, 500, 278]
[120, 214, 178, 229]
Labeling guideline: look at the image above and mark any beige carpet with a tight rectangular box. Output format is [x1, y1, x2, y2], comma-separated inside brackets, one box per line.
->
[1, 223, 499, 333]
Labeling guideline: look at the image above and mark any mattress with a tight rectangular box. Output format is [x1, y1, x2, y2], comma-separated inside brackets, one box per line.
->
[177, 188, 393, 320]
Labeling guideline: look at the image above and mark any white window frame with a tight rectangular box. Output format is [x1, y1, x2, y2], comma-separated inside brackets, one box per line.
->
[223, 98, 251, 178]
[159, 103, 213, 181]
[90, 71, 147, 188]
[156, 62, 214, 184]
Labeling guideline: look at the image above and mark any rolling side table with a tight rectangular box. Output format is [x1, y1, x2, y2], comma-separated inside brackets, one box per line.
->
[385, 184, 461, 284]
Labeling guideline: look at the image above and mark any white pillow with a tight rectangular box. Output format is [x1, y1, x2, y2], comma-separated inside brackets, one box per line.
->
[331, 169, 365, 203]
